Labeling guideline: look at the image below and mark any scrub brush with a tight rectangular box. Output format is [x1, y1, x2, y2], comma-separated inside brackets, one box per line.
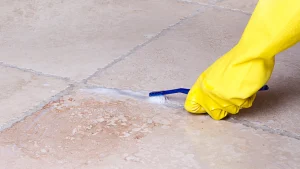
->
[149, 85, 269, 97]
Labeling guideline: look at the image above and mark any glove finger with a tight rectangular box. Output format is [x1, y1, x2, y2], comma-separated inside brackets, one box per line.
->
[185, 89, 232, 120]
[199, 93, 230, 120]
[207, 108, 229, 120]
[185, 74, 208, 113]
[241, 93, 256, 108]
[184, 99, 206, 114]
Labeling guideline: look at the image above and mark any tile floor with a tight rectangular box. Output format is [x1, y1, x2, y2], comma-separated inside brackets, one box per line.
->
[0, 0, 300, 168]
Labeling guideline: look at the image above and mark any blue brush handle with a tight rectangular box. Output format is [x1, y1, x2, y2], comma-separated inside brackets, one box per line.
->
[149, 85, 269, 97]
[149, 88, 189, 96]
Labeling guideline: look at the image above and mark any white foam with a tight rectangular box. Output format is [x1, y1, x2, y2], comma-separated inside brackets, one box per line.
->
[81, 88, 145, 99]
[147, 96, 167, 104]
[81, 88, 168, 105]
[81, 88, 120, 95]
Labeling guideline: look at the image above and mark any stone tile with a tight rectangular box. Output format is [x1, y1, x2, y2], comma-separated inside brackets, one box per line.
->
[0, 88, 299, 169]
[233, 43, 300, 137]
[0, 0, 198, 81]
[88, 8, 249, 91]
[0, 66, 69, 130]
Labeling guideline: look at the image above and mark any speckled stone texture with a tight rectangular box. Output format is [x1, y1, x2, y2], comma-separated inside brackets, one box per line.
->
[1, 89, 299, 169]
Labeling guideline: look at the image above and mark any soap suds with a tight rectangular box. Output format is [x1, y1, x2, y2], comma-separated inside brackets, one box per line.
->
[147, 95, 167, 104]
[81, 88, 169, 105]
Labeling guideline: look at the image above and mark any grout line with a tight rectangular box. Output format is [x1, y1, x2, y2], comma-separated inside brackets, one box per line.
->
[80, 85, 188, 111]
[0, 84, 76, 132]
[228, 118, 300, 140]
[81, 8, 205, 84]
[0, 62, 72, 82]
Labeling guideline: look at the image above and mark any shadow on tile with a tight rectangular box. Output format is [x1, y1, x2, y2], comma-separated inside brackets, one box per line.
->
[237, 76, 300, 119]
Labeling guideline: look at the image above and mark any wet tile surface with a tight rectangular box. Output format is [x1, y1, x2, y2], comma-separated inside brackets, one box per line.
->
[0, 89, 299, 169]
[0, 66, 69, 130]
[0, 0, 198, 81]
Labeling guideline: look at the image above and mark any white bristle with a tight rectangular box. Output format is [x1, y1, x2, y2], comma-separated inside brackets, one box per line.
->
[147, 96, 167, 104]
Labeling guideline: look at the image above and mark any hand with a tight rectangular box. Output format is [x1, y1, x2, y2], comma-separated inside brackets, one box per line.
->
[184, 0, 300, 120]
[185, 73, 256, 120]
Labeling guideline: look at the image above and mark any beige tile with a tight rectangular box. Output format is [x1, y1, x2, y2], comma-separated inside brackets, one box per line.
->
[88, 8, 249, 91]
[0, 0, 198, 81]
[0, 66, 69, 130]
[233, 43, 300, 136]
[0, 88, 299, 169]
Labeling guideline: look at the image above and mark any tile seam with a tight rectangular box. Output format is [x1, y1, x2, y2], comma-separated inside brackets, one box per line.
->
[228, 118, 300, 140]
[0, 61, 72, 82]
[0, 84, 76, 132]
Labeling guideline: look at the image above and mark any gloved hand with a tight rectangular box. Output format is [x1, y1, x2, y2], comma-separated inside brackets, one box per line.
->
[185, 0, 300, 120]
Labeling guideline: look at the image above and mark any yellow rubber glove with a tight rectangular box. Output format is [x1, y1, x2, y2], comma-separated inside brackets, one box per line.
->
[185, 0, 300, 120]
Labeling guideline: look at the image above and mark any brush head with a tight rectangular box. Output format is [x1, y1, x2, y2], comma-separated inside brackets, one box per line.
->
[147, 95, 167, 104]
